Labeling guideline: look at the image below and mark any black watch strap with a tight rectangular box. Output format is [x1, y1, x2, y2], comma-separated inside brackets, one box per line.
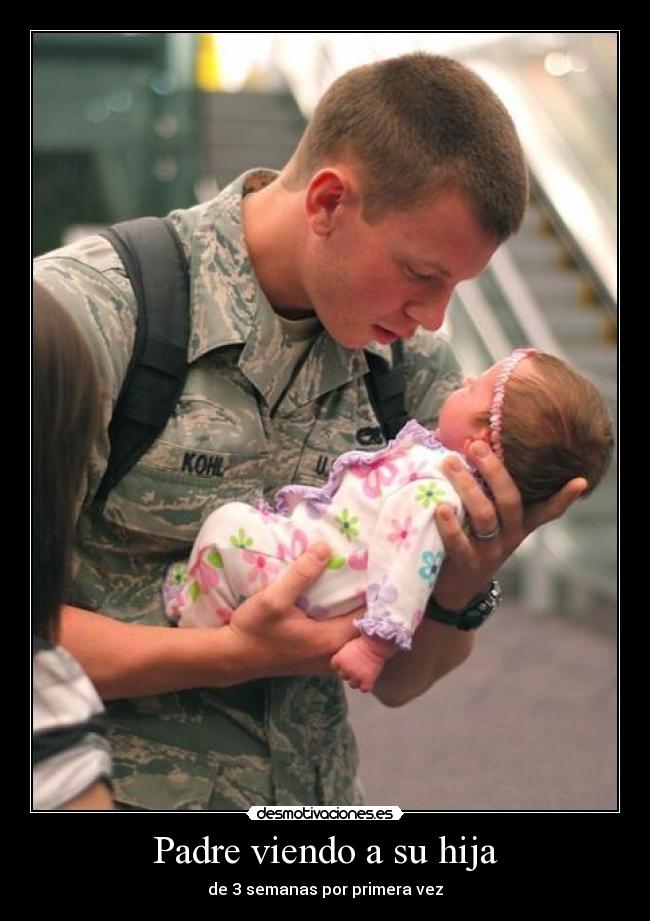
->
[424, 580, 502, 631]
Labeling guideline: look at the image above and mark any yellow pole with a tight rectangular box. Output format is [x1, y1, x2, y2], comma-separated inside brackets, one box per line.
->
[195, 33, 222, 91]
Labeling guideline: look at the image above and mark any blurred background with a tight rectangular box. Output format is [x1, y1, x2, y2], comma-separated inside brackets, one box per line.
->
[32, 31, 618, 809]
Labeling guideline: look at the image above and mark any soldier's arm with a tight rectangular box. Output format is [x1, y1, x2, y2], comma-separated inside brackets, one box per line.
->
[431, 442, 586, 610]
[373, 445, 585, 707]
[405, 335, 583, 614]
[375, 337, 584, 707]
[59, 543, 359, 700]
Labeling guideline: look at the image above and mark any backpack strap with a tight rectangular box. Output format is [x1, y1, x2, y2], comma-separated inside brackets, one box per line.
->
[364, 339, 410, 441]
[94, 217, 190, 505]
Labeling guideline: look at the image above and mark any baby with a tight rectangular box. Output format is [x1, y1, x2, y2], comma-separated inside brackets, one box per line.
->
[163, 349, 613, 691]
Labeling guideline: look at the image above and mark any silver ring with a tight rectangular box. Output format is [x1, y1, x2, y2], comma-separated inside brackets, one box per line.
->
[472, 525, 501, 541]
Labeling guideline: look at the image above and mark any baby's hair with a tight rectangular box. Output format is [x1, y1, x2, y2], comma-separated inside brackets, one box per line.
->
[499, 352, 613, 505]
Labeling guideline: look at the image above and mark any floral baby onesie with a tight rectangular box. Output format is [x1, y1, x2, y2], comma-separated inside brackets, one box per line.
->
[163, 420, 466, 650]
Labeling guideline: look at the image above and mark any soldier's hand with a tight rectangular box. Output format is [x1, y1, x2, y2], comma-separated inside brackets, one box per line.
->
[432, 441, 586, 610]
[225, 542, 361, 678]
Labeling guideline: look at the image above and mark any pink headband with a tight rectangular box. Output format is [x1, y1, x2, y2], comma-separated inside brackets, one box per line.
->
[489, 348, 539, 461]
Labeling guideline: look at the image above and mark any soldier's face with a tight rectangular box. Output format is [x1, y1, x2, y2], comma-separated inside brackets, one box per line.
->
[305, 186, 498, 349]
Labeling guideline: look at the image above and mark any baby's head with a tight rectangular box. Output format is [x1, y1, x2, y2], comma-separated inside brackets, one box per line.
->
[437, 349, 614, 504]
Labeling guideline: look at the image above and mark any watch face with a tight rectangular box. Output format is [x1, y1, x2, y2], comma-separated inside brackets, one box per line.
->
[490, 581, 503, 604]
[457, 581, 502, 630]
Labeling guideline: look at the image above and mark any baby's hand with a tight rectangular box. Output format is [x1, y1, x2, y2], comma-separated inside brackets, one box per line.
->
[331, 634, 396, 693]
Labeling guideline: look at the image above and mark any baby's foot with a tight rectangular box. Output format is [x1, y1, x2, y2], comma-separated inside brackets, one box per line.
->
[331, 635, 394, 693]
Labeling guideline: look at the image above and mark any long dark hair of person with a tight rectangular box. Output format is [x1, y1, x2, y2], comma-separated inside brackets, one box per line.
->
[33, 282, 102, 644]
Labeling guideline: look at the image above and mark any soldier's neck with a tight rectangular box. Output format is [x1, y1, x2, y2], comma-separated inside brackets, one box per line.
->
[242, 180, 313, 317]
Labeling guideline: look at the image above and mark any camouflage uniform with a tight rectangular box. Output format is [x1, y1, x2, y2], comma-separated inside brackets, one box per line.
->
[34, 170, 463, 810]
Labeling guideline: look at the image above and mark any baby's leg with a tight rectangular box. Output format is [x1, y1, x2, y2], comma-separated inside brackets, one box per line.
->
[330, 634, 397, 693]
[165, 501, 291, 628]
[164, 544, 239, 628]
[164, 503, 253, 628]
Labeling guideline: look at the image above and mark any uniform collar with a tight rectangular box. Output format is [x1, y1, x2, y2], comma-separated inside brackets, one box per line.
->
[183, 169, 274, 362]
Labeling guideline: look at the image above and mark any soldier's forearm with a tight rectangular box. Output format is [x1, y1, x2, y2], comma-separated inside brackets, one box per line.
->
[58, 605, 260, 700]
[372, 620, 474, 708]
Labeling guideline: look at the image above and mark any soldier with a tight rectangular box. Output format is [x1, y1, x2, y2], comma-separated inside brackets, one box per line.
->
[34, 53, 586, 810]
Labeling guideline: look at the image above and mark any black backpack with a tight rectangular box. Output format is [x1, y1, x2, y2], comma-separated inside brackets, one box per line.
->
[95, 217, 409, 503]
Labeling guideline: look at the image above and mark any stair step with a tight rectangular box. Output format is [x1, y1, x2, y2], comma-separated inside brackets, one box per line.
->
[545, 309, 607, 344]
[568, 342, 617, 379]
[520, 202, 548, 235]
[524, 269, 582, 308]
[199, 90, 305, 126]
[508, 235, 567, 272]
[197, 89, 306, 188]
[202, 145, 298, 179]
[202, 118, 305, 147]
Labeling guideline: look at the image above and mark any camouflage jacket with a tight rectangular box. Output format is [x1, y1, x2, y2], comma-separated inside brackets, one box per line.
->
[34, 170, 463, 810]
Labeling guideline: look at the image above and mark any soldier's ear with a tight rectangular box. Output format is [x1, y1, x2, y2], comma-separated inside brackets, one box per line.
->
[305, 169, 358, 235]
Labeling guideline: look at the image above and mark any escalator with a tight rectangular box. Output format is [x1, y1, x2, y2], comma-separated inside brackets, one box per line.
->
[439, 35, 618, 622]
[197, 89, 305, 192]
[504, 188, 617, 619]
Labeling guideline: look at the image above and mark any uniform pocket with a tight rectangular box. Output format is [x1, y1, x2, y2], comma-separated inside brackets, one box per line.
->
[109, 728, 217, 811]
[108, 727, 275, 811]
[292, 444, 340, 489]
[102, 458, 267, 550]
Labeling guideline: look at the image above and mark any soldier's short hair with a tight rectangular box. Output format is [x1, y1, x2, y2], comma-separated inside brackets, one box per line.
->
[285, 53, 528, 241]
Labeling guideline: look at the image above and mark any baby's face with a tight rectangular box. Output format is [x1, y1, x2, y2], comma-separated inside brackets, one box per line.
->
[437, 358, 535, 454]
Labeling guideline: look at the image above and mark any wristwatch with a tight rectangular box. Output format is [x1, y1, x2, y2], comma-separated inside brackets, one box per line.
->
[424, 580, 502, 631]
